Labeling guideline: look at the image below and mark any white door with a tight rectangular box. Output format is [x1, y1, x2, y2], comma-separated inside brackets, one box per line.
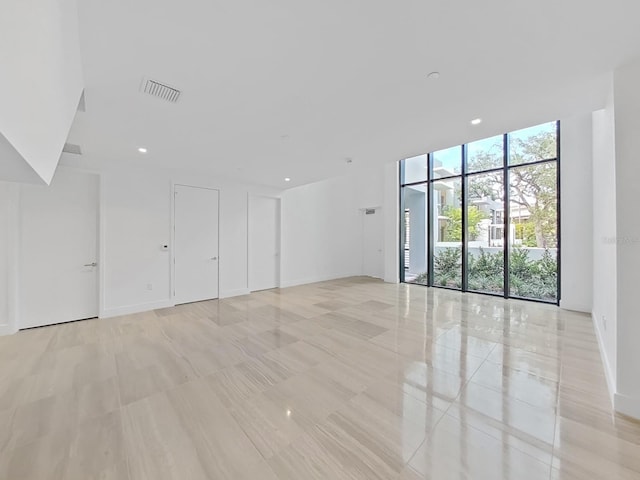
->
[249, 196, 280, 291]
[174, 185, 219, 304]
[363, 208, 384, 279]
[20, 170, 99, 328]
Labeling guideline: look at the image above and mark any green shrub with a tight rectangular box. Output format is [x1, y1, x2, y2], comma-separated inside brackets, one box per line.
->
[433, 247, 462, 287]
[468, 247, 503, 293]
[510, 249, 557, 300]
[413, 247, 557, 301]
[414, 272, 429, 285]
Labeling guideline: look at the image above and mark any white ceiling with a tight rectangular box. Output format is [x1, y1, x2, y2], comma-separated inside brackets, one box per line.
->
[62, 0, 640, 188]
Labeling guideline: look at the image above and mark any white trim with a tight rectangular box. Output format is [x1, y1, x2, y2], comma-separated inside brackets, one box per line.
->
[592, 312, 616, 407]
[280, 273, 362, 289]
[559, 300, 591, 313]
[170, 180, 176, 301]
[98, 172, 106, 318]
[100, 299, 174, 319]
[361, 206, 384, 280]
[248, 194, 282, 292]
[220, 288, 251, 299]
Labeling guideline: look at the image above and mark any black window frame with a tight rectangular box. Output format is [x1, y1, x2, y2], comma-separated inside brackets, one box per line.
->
[399, 121, 561, 305]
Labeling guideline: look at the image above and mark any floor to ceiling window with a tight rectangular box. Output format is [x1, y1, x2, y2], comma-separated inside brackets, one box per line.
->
[400, 121, 560, 303]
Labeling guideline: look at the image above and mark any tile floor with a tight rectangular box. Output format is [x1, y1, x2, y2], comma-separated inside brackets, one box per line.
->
[0, 277, 638, 479]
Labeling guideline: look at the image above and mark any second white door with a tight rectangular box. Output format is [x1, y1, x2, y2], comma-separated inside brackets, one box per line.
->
[174, 185, 219, 304]
[249, 196, 280, 291]
[363, 208, 384, 279]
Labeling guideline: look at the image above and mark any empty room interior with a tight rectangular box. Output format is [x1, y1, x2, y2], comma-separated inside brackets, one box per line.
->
[2, 1, 640, 479]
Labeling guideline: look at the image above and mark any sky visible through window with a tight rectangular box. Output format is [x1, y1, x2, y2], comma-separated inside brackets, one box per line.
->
[509, 122, 556, 146]
[429, 121, 556, 174]
[401, 121, 557, 184]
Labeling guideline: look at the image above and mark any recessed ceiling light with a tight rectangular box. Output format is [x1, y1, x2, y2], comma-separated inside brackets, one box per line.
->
[470, 118, 482, 125]
[284, 177, 291, 182]
[138, 147, 148, 153]
[427, 71, 440, 79]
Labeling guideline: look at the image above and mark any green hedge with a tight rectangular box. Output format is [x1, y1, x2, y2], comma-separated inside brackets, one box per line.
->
[413, 247, 557, 301]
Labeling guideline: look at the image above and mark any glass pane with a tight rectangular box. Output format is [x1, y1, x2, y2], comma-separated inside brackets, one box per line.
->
[467, 135, 504, 173]
[467, 172, 505, 294]
[509, 162, 558, 301]
[402, 154, 428, 184]
[402, 184, 428, 285]
[509, 122, 557, 166]
[432, 177, 462, 288]
[432, 146, 462, 179]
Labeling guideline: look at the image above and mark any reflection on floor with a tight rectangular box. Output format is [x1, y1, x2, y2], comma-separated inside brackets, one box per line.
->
[0, 277, 638, 479]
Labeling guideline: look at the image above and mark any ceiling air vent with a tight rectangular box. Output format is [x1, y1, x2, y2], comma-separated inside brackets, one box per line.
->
[62, 143, 82, 155]
[141, 78, 181, 103]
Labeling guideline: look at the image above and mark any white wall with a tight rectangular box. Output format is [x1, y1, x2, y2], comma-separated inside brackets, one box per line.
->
[0, 166, 280, 324]
[383, 162, 399, 283]
[280, 175, 363, 287]
[100, 171, 173, 315]
[98, 167, 278, 317]
[0, 182, 19, 334]
[0, 185, 11, 330]
[279, 163, 399, 287]
[0, 134, 43, 185]
[277, 118, 595, 294]
[591, 91, 618, 395]
[559, 114, 594, 313]
[0, 0, 84, 184]
[3, 162, 394, 328]
[613, 60, 640, 418]
[585, 60, 640, 419]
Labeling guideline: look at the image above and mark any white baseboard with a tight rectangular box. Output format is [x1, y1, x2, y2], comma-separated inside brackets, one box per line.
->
[100, 299, 175, 319]
[279, 273, 362, 289]
[0, 324, 18, 336]
[592, 312, 616, 407]
[560, 300, 591, 314]
[220, 288, 251, 299]
[614, 393, 640, 420]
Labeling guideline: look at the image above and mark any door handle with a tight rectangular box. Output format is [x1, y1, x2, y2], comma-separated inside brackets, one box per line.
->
[84, 262, 97, 267]
[211, 257, 218, 261]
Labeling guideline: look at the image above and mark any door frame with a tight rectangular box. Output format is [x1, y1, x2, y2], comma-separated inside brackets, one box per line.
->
[361, 206, 384, 279]
[247, 194, 282, 292]
[12, 166, 103, 330]
[171, 183, 221, 303]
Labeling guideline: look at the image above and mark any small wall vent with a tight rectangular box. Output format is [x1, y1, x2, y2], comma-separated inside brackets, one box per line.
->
[62, 143, 82, 155]
[141, 78, 181, 103]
